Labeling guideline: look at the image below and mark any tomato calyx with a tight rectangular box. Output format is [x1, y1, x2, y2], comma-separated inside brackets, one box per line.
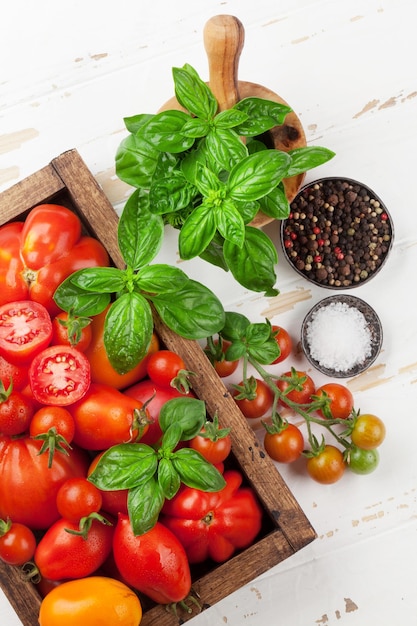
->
[131, 406, 153, 442]
[166, 591, 202, 618]
[32, 426, 72, 469]
[0, 380, 13, 403]
[170, 367, 195, 394]
[197, 414, 231, 443]
[55, 309, 92, 347]
[64, 511, 113, 540]
[0, 517, 12, 537]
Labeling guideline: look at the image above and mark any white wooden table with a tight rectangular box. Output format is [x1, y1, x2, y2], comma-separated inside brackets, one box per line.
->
[1, 1, 417, 624]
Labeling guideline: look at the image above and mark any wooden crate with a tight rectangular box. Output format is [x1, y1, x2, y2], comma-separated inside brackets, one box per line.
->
[0, 149, 316, 626]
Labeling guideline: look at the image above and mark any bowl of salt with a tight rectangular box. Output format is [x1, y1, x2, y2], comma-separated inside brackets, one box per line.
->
[301, 294, 383, 378]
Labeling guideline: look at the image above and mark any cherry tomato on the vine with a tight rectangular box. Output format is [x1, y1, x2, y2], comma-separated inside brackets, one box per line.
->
[351, 413, 386, 450]
[315, 382, 354, 419]
[0, 300, 52, 365]
[271, 325, 293, 364]
[29, 345, 91, 406]
[306, 445, 346, 484]
[347, 446, 379, 475]
[0, 519, 37, 565]
[277, 370, 316, 407]
[233, 378, 274, 419]
[264, 423, 304, 463]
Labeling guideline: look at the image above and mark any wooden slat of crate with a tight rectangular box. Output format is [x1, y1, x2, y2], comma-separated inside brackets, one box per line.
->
[0, 150, 316, 626]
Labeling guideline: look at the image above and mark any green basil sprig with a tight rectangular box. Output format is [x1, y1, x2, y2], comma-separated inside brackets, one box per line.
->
[116, 63, 335, 296]
[54, 187, 225, 374]
[88, 396, 226, 535]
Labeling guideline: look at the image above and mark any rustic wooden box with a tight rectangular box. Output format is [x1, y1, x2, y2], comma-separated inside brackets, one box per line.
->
[0, 149, 316, 626]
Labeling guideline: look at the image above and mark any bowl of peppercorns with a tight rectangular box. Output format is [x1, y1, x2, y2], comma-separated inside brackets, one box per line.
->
[280, 177, 394, 288]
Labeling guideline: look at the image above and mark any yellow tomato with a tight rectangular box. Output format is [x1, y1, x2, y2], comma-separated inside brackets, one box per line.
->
[38, 576, 142, 626]
[84, 306, 159, 389]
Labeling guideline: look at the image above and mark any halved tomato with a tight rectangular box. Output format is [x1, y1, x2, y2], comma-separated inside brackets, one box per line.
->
[0, 300, 52, 365]
[28, 345, 91, 406]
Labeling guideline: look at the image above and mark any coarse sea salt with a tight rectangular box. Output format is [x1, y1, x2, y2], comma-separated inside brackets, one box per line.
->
[305, 301, 372, 373]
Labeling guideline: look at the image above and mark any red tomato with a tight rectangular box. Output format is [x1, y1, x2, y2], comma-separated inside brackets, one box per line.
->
[277, 370, 316, 407]
[68, 383, 148, 450]
[264, 423, 304, 463]
[233, 378, 273, 419]
[204, 339, 240, 378]
[0, 520, 37, 566]
[113, 515, 192, 605]
[146, 349, 187, 388]
[271, 325, 293, 364]
[51, 311, 92, 352]
[30, 406, 75, 444]
[28, 345, 91, 406]
[88, 453, 128, 517]
[161, 470, 263, 563]
[0, 435, 89, 528]
[0, 383, 35, 436]
[34, 515, 114, 580]
[189, 422, 232, 465]
[0, 355, 29, 391]
[56, 477, 103, 522]
[124, 378, 189, 446]
[315, 383, 354, 419]
[0, 206, 110, 315]
[84, 307, 159, 389]
[306, 445, 346, 484]
[0, 300, 52, 365]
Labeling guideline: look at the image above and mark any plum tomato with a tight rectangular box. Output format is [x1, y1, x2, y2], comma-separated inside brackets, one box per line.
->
[264, 423, 304, 463]
[0, 300, 52, 365]
[315, 382, 354, 419]
[277, 370, 316, 407]
[271, 325, 293, 364]
[38, 576, 142, 626]
[28, 345, 91, 406]
[306, 445, 346, 484]
[233, 378, 273, 419]
[351, 413, 386, 449]
[0, 519, 37, 566]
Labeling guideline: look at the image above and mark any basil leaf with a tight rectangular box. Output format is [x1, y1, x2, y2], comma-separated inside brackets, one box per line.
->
[287, 146, 335, 177]
[151, 279, 225, 339]
[223, 339, 247, 361]
[159, 397, 207, 440]
[115, 132, 159, 188]
[160, 422, 183, 451]
[136, 264, 189, 294]
[178, 203, 217, 259]
[246, 322, 272, 346]
[104, 292, 153, 374]
[199, 238, 228, 271]
[182, 117, 211, 138]
[248, 339, 281, 365]
[228, 151, 291, 201]
[71, 267, 126, 293]
[234, 97, 292, 135]
[220, 311, 251, 341]
[204, 128, 248, 172]
[171, 448, 226, 491]
[53, 273, 110, 317]
[149, 170, 196, 214]
[193, 161, 223, 197]
[173, 64, 218, 119]
[128, 476, 165, 535]
[118, 189, 164, 269]
[215, 199, 245, 247]
[157, 458, 181, 500]
[142, 110, 195, 153]
[123, 113, 154, 134]
[224, 226, 279, 296]
[258, 183, 290, 220]
[234, 199, 259, 224]
[88, 443, 158, 491]
[214, 108, 248, 129]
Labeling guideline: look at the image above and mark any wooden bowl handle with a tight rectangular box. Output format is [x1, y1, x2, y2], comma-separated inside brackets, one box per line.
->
[203, 15, 245, 111]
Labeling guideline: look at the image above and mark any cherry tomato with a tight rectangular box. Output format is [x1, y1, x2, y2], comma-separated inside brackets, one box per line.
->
[351, 413, 386, 449]
[0, 383, 35, 436]
[306, 445, 346, 484]
[0, 435, 89, 529]
[28, 345, 91, 406]
[277, 370, 316, 407]
[56, 477, 103, 522]
[146, 349, 187, 388]
[315, 382, 354, 419]
[113, 515, 192, 605]
[34, 515, 114, 580]
[38, 576, 142, 626]
[205, 339, 240, 378]
[68, 383, 148, 450]
[233, 378, 274, 419]
[84, 306, 159, 389]
[30, 406, 75, 444]
[88, 453, 128, 517]
[0, 300, 52, 365]
[348, 446, 379, 474]
[264, 423, 304, 463]
[271, 325, 293, 364]
[0, 355, 29, 391]
[0, 519, 36, 565]
[51, 311, 92, 352]
[189, 421, 232, 465]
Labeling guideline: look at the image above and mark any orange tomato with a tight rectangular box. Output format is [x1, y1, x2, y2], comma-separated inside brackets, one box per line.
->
[38, 576, 142, 626]
[84, 307, 159, 389]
